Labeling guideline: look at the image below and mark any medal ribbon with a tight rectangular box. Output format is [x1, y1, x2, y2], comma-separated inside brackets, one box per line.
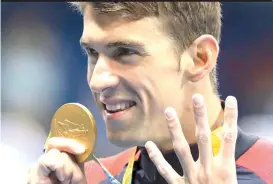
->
[91, 154, 121, 184]
[90, 148, 137, 184]
[211, 125, 223, 156]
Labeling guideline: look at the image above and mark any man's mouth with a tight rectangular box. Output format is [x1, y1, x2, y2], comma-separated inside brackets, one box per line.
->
[103, 101, 136, 113]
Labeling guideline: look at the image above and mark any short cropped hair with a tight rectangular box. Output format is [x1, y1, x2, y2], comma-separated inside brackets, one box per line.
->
[70, 2, 222, 93]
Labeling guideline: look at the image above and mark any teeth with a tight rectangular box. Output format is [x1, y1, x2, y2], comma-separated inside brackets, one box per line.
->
[105, 102, 134, 112]
[120, 103, 126, 110]
[116, 104, 120, 110]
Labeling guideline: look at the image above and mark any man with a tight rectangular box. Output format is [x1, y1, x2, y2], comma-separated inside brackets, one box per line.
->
[27, 2, 273, 184]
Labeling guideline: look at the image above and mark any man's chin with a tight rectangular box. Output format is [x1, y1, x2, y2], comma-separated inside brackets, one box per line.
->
[106, 132, 145, 148]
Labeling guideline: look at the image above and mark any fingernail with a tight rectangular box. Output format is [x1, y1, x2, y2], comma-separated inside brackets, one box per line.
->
[192, 94, 204, 107]
[226, 96, 237, 108]
[165, 107, 176, 120]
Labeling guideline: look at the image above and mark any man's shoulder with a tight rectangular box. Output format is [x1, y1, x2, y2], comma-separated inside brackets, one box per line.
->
[236, 138, 273, 184]
[83, 147, 137, 184]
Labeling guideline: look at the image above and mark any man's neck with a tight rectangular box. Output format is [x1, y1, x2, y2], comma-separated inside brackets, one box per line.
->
[208, 94, 224, 131]
[158, 93, 224, 153]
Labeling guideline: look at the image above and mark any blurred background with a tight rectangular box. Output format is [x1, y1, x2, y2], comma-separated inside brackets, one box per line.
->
[1, 2, 273, 183]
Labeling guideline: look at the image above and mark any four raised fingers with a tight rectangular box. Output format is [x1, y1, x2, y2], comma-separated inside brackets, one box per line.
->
[150, 94, 238, 184]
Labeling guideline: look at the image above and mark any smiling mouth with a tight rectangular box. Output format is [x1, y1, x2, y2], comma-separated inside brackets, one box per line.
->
[103, 101, 136, 113]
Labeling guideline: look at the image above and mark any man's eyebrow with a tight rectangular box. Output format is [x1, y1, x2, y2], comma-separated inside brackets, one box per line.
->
[107, 40, 145, 50]
[79, 39, 148, 54]
[80, 38, 144, 48]
[107, 40, 149, 56]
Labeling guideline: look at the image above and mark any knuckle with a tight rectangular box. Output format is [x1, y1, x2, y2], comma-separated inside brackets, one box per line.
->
[37, 150, 63, 168]
[157, 165, 168, 176]
[168, 119, 178, 129]
[195, 119, 206, 128]
[225, 110, 238, 121]
[197, 133, 210, 144]
[223, 131, 236, 144]
[56, 161, 65, 170]
[194, 108, 204, 118]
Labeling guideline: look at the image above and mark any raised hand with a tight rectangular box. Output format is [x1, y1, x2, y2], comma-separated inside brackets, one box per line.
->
[145, 94, 238, 184]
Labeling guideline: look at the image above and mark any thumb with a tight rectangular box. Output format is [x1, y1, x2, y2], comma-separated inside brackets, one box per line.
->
[46, 137, 85, 155]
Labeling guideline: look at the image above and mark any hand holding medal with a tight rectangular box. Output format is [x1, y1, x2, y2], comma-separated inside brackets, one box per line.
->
[27, 103, 98, 184]
[42, 103, 124, 184]
[48, 103, 97, 163]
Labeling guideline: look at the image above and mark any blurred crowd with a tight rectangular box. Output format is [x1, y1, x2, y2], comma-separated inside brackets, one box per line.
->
[1, 2, 273, 183]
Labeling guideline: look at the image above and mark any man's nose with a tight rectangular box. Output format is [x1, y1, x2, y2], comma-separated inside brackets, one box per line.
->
[89, 57, 119, 93]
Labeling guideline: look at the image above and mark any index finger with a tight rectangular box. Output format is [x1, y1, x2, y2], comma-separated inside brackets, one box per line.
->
[46, 137, 85, 155]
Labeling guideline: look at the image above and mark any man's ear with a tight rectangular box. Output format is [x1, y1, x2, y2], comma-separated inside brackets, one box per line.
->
[185, 34, 219, 82]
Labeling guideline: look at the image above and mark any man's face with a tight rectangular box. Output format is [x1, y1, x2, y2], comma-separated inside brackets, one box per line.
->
[80, 5, 196, 148]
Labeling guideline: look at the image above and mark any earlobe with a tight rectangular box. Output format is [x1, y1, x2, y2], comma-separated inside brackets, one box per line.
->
[186, 35, 219, 82]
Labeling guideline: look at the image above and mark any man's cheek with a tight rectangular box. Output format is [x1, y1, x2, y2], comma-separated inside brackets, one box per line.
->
[87, 66, 94, 84]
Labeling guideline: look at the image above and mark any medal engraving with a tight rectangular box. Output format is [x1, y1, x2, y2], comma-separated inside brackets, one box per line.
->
[55, 119, 88, 139]
[50, 103, 97, 163]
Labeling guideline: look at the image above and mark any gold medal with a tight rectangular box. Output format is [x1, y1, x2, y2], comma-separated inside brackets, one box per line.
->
[50, 103, 97, 163]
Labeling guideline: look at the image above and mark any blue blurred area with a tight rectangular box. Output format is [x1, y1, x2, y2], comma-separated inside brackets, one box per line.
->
[1, 2, 273, 183]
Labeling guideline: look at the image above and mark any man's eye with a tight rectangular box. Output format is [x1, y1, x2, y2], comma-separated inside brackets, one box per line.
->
[86, 48, 98, 57]
[86, 48, 99, 64]
[114, 48, 138, 58]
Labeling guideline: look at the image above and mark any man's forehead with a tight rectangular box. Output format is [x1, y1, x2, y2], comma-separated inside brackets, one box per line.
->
[82, 3, 134, 29]
[81, 10, 164, 47]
